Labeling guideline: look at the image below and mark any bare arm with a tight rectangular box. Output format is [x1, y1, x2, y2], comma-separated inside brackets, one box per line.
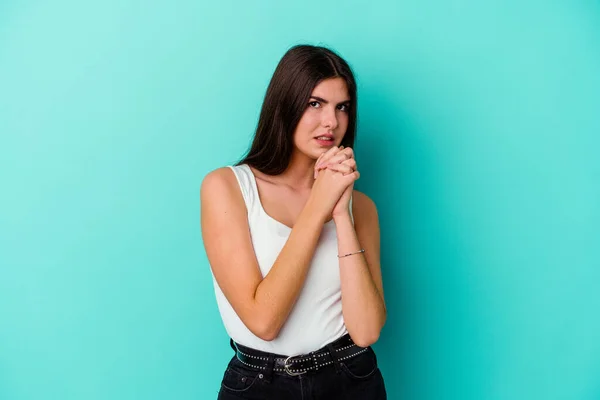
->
[335, 190, 386, 347]
[200, 167, 347, 341]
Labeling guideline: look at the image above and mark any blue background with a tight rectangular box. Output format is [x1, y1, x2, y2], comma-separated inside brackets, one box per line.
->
[1, 0, 599, 399]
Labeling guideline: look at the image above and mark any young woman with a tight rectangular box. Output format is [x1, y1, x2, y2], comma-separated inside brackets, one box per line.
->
[201, 45, 387, 399]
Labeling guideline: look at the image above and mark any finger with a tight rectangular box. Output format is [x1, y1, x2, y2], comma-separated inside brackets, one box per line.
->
[343, 169, 360, 180]
[315, 153, 324, 179]
[316, 146, 341, 169]
[341, 158, 357, 169]
[339, 170, 359, 189]
[340, 147, 354, 159]
[326, 163, 354, 175]
[320, 146, 340, 165]
[335, 147, 355, 163]
[322, 152, 352, 167]
[316, 153, 324, 165]
[315, 150, 329, 166]
[314, 149, 333, 178]
[328, 146, 353, 160]
[324, 158, 356, 175]
[317, 146, 352, 172]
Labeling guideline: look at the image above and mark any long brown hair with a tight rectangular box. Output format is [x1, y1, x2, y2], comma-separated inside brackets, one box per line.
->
[237, 45, 357, 175]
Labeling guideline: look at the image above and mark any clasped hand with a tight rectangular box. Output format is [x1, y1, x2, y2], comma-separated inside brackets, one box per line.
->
[313, 146, 360, 219]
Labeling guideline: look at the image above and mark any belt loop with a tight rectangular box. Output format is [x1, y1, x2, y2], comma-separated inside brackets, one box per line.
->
[230, 338, 237, 353]
[263, 352, 274, 383]
[326, 343, 342, 374]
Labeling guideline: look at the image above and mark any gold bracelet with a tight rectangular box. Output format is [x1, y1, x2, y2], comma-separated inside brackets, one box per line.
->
[337, 249, 365, 258]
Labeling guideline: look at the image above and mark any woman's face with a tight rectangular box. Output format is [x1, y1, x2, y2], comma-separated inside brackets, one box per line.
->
[293, 77, 351, 160]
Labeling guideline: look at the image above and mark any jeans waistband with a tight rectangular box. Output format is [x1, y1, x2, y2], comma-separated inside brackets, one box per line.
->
[230, 334, 369, 377]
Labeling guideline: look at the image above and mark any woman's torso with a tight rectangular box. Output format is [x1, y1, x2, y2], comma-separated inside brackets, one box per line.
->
[210, 164, 349, 356]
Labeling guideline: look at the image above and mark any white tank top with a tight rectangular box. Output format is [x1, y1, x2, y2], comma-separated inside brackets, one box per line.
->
[210, 164, 349, 356]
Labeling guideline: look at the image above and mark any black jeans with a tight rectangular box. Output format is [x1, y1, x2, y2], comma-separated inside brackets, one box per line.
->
[217, 337, 387, 399]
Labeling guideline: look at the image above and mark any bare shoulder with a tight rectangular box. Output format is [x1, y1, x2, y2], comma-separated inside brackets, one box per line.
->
[200, 166, 266, 339]
[352, 190, 378, 221]
[201, 166, 247, 205]
[200, 167, 238, 196]
[200, 166, 247, 224]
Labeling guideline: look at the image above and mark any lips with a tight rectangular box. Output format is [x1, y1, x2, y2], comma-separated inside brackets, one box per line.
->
[314, 136, 335, 146]
[314, 133, 334, 141]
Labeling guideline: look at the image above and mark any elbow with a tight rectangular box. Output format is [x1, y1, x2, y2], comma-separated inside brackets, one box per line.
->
[247, 318, 281, 342]
[239, 298, 283, 341]
[348, 318, 385, 348]
[253, 328, 279, 342]
[350, 331, 380, 348]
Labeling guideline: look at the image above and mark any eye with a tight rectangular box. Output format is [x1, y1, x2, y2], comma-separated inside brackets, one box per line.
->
[309, 101, 321, 108]
[337, 103, 350, 112]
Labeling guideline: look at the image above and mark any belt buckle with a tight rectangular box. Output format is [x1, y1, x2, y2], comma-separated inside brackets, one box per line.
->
[284, 355, 306, 376]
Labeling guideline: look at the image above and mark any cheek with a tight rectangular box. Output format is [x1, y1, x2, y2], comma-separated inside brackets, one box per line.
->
[293, 114, 315, 146]
[338, 113, 350, 131]
[296, 112, 320, 134]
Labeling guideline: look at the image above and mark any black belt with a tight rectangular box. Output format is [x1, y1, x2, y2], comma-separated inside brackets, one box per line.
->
[231, 334, 368, 376]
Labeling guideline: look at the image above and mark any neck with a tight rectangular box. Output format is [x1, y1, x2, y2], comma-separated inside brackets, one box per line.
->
[277, 150, 316, 190]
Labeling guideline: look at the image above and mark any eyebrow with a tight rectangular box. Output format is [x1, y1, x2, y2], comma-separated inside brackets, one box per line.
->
[310, 96, 351, 105]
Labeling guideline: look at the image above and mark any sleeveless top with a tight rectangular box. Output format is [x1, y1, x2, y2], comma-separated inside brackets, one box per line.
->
[210, 164, 350, 356]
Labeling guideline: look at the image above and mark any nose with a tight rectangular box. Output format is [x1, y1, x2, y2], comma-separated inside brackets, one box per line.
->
[322, 106, 338, 130]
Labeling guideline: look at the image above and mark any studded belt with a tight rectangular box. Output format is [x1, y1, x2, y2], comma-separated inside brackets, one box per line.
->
[231, 334, 369, 376]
